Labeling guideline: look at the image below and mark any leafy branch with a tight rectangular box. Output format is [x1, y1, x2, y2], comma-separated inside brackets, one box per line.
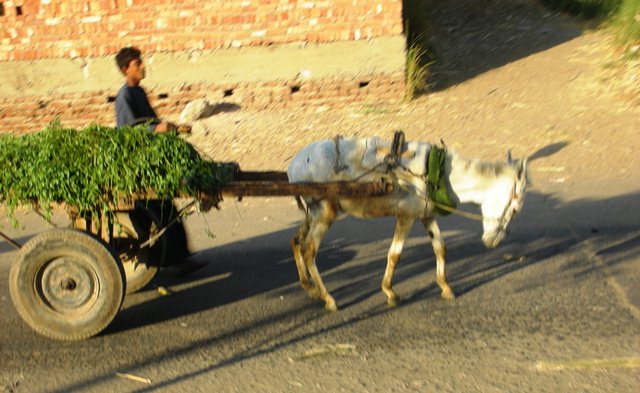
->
[0, 121, 233, 227]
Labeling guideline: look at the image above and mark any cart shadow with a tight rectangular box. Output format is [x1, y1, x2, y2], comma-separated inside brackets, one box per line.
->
[106, 231, 358, 334]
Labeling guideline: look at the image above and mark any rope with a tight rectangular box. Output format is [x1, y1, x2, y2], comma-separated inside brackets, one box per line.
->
[430, 201, 486, 222]
[0, 231, 22, 249]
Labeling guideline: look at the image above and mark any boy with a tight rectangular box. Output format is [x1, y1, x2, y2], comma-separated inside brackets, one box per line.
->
[114, 46, 202, 276]
[115, 46, 189, 133]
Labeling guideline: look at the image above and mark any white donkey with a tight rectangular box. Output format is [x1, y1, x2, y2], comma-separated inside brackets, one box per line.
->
[287, 135, 527, 311]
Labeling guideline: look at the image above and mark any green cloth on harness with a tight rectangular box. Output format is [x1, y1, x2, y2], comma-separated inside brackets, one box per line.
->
[427, 145, 456, 215]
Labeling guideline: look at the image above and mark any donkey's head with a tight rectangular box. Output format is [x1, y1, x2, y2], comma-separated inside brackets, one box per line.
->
[480, 152, 528, 248]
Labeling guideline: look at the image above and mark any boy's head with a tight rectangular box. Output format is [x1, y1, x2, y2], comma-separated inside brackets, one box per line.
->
[115, 46, 145, 84]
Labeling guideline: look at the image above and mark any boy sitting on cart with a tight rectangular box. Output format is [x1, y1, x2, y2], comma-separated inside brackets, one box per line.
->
[114, 46, 203, 276]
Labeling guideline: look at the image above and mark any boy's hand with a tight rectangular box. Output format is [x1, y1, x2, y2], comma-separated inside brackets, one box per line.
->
[176, 125, 192, 134]
[154, 121, 172, 133]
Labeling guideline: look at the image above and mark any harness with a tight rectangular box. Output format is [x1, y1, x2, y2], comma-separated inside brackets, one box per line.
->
[426, 143, 456, 215]
[332, 130, 517, 225]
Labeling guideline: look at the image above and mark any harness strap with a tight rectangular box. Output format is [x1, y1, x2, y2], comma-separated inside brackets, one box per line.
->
[333, 135, 348, 173]
[383, 130, 405, 170]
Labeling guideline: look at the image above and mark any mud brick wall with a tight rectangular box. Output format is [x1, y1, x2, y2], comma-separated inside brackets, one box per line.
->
[1, 0, 406, 134]
[0, 0, 403, 60]
[0, 74, 405, 133]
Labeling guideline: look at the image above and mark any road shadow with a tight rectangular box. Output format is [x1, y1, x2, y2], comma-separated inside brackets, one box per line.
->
[37, 185, 640, 393]
[107, 183, 640, 334]
[403, 0, 583, 91]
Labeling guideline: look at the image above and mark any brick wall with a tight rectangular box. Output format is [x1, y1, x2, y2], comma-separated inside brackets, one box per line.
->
[0, 75, 405, 134]
[1, 0, 403, 60]
[1, 0, 406, 134]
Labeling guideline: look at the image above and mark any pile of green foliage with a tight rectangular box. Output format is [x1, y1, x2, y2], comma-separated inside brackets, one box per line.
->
[0, 122, 233, 224]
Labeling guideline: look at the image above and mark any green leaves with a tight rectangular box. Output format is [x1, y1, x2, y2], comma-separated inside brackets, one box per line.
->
[0, 122, 232, 226]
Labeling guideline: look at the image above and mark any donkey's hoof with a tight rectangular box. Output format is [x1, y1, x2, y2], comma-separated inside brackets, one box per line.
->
[441, 290, 456, 300]
[324, 300, 338, 312]
[387, 296, 400, 307]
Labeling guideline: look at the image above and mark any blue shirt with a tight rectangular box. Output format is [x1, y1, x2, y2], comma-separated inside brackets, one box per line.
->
[115, 84, 159, 130]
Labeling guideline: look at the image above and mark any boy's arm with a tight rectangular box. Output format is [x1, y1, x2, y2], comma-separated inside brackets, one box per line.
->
[115, 91, 137, 128]
[153, 121, 190, 134]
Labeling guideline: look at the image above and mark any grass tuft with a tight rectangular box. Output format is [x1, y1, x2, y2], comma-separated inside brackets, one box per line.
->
[405, 40, 431, 100]
[403, 0, 436, 100]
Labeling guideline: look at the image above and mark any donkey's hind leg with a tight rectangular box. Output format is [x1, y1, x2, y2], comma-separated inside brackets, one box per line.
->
[290, 213, 319, 299]
[301, 199, 339, 311]
[423, 218, 455, 300]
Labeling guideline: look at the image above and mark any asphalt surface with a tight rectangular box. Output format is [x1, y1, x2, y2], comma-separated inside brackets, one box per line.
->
[0, 177, 638, 393]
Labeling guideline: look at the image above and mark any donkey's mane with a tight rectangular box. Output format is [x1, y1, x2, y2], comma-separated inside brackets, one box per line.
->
[448, 149, 513, 179]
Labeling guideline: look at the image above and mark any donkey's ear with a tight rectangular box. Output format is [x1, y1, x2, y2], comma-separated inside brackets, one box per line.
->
[507, 150, 513, 164]
[518, 158, 528, 179]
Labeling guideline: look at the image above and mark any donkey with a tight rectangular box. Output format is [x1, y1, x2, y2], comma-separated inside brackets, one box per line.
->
[287, 135, 528, 311]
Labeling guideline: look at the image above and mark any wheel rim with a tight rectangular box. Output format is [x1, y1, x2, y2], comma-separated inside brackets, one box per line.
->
[36, 256, 99, 317]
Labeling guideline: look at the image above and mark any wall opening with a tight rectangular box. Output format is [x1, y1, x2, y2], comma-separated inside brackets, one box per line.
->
[0, 3, 5, 16]
[158, 93, 169, 99]
[290, 85, 301, 94]
[223, 89, 234, 97]
[15, 5, 23, 16]
[358, 81, 370, 88]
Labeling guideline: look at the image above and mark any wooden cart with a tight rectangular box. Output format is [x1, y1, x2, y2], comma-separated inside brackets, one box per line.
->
[4, 168, 393, 341]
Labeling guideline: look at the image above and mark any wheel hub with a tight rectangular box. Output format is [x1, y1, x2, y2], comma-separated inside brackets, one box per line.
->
[38, 257, 98, 314]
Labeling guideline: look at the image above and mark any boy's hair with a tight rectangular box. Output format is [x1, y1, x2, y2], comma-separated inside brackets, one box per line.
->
[115, 47, 141, 72]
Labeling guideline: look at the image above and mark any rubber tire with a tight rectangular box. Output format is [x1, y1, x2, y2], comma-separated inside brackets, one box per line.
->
[112, 211, 165, 294]
[9, 229, 125, 341]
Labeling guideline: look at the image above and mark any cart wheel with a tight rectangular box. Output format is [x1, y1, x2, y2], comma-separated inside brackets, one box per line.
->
[9, 229, 125, 341]
[112, 211, 166, 294]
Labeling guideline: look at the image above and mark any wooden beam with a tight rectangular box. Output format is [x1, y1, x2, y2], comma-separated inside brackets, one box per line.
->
[110, 175, 394, 210]
[232, 171, 289, 182]
[219, 180, 393, 198]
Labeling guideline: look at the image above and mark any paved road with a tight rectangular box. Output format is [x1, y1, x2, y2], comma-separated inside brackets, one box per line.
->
[1, 179, 639, 392]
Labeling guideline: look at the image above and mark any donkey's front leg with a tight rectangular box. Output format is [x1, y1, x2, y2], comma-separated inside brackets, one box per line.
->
[381, 216, 414, 307]
[423, 218, 455, 300]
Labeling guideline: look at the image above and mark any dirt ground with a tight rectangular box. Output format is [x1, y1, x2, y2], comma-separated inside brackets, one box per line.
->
[175, 0, 638, 199]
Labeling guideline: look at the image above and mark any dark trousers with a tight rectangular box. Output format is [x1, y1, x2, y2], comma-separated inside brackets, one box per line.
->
[136, 200, 190, 266]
